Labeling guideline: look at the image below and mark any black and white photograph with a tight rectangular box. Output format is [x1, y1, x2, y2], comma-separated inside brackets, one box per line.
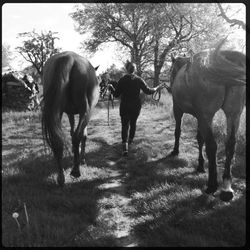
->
[2, 2, 246, 247]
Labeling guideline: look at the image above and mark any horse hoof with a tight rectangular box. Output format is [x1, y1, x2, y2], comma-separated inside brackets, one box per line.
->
[70, 170, 81, 178]
[220, 191, 233, 202]
[205, 186, 217, 194]
[167, 151, 179, 158]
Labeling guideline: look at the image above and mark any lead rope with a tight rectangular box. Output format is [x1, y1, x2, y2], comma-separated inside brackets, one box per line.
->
[101, 84, 114, 126]
[107, 92, 110, 126]
[107, 91, 115, 126]
[152, 83, 171, 102]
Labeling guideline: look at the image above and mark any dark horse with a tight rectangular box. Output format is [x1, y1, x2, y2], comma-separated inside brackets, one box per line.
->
[42, 51, 100, 186]
[169, 39, 245, 201]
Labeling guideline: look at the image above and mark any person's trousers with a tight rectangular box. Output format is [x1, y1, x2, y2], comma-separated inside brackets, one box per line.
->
[121, 113, 139, 143]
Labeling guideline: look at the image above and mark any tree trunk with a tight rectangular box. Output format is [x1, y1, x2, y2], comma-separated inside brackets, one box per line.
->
[154, 67, 161, 87]
[153, 39, 176, 86]
[131, 45, 142, 77]
[153, 37, 160, 87]
[136, 61, 142, 77]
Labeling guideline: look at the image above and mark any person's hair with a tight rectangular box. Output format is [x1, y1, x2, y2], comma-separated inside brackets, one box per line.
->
[125, 61, 135, 74]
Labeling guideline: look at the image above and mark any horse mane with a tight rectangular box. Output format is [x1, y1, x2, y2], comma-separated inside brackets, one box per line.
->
[169, 57, 191, 89]
[193, 39, 246, 86]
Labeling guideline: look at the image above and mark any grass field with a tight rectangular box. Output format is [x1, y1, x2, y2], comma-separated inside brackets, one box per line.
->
[2, 91, 246, 247]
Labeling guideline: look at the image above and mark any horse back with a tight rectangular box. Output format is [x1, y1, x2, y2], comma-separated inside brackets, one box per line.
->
[43, 51, 99, 114]
[172, 62, 225, 116]
[172, 49, 245, 116]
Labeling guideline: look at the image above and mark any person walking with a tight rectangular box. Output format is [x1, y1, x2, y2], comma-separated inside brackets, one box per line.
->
[109, 61, 163, 156]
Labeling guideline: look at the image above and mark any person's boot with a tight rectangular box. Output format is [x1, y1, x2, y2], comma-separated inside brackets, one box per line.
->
[122, 142, 128, 156]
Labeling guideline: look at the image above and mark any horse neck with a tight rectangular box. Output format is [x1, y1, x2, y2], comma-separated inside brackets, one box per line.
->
[170, 58, 190, 88]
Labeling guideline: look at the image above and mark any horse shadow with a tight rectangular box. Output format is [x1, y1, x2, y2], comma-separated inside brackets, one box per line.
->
[2, 132, 245, 246]
[2, 135, 128, 246]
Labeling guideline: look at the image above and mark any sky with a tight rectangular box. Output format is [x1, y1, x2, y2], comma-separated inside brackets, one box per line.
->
[2, 3, 246, 73]
[2, 3, 122, 72]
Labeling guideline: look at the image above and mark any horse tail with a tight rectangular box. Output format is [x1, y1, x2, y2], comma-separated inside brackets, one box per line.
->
[202, 38, 246, 86]
[42, 56, 72, 156]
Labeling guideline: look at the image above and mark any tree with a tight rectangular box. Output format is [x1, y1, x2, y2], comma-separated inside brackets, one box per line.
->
[16, 30, 61, 77]
[101, 63, 124, 81]
[71, 3, 156, 76]
[71, 3, 229, 86]
[149, 3, 230, 85]
[22, 65, 41, 84]
[2, 44, 12, 68]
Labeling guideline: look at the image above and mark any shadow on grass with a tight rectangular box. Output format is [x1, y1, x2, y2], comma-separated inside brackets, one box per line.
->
[115, 141, 245, 247]
[130, 191, 246, 247]
[2, 136, 127, 247]
[2, 124, 245, 247]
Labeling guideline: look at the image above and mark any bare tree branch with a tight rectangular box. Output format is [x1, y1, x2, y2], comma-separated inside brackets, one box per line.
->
[217, 3, 246, 30]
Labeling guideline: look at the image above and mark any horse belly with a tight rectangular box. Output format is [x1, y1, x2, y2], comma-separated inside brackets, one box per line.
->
[193, 80, 225, 114]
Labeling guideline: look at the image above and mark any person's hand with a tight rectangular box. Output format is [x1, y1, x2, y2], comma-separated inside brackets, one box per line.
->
[108, 84, 115, 92]
[154, 83, 164, 92]
[157, 83, 165, 90]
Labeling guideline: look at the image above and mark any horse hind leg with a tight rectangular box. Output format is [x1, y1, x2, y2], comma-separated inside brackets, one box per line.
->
[54, 146, 64, 186]
[50, 133, 65, 186]
[80, 126, 87, 165]
[68, 114, 75, 153]
[198, 116, 218, 194]
[50, 112, 65, 186]
[70, 111, 90, 178]
[220, 86, 245, 202]
[220, 114, 241, 202]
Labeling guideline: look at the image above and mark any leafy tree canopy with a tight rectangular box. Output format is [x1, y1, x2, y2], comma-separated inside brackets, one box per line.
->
[16, 30, 61, 77]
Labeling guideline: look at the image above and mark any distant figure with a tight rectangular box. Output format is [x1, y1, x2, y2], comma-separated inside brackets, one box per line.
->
[109, 61, 163, 156]
[22, 74, 33, 90]
[109, 79, 118, 90]
[99, 78, 108, 98]
[28, 81, 40, 111]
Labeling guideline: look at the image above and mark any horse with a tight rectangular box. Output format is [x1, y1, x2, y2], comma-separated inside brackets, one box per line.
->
[105, 80, 118, 107]
[99, 79, 117, 99]
[41, 51, 100, 186]
[168, 39, 245, 202]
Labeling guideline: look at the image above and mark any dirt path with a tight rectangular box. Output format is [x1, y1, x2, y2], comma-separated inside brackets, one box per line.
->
[72, 104, 140, 246]
[87, 160, 138, 247]
[71, 102, 198, 246]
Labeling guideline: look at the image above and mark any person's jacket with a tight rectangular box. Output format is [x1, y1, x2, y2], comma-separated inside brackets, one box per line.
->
[113, 73, 155, 116]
